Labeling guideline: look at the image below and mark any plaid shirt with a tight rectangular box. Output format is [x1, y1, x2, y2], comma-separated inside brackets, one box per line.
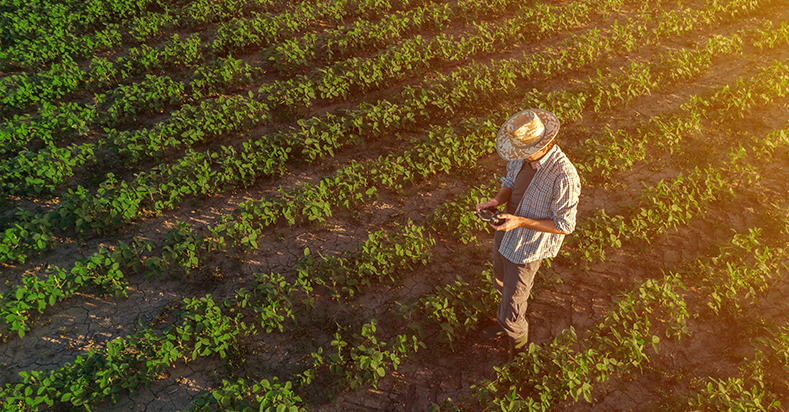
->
[499, 145, 581, 264]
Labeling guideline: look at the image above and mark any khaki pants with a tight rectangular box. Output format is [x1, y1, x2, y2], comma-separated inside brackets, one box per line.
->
[493, 230, 541, 340]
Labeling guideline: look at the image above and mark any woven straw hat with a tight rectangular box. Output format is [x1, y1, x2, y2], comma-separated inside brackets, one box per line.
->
[495, 109, 560, 161]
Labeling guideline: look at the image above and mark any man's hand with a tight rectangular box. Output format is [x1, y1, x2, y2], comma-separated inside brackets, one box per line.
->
[476, 198, 500, 212]
[492, 213, 522, 231]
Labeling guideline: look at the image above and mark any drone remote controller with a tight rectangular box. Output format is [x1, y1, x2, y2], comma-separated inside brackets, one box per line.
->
[476, 207, 505, 226]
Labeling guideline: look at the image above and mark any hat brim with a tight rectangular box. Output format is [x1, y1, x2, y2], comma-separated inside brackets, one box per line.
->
[495, 109, 560, 161]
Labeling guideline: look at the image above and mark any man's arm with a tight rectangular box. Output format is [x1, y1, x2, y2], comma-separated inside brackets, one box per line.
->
[495, 171, 580, 235]
[476, 186, 512, 212]
[492, 215, 567, 234]
[476, 160, 522, 211]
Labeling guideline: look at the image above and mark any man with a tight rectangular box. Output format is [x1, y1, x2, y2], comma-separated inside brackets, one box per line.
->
[476, 108, 581, 361]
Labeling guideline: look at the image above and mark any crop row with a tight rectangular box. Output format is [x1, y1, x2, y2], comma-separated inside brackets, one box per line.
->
[1, 0, 154, 47]
[1, 34, 199, 119]
[0, 0, 610, 169]
[2, 112, 785, 410]
[727, 322, 789, 409]
[0, 215, 442, 409]
[0, 0, 425, 118]
[1, 0, 402, 71]
[126, 0, 285, 44]
[2, 0, 764, 187]
[2, 10, 784, 273]
[263, 0, 526, 75]
[691, 228, 788, 317]
[1, 23, 124, 72]
[2, 60, 779, 348]
[209, 0, 433, 56]
[1, 81, 261, 200]
[685, 230, 787, 410]
[473, 218, 787, 409]
[1, 53, 257, 161]
[0, 293, 299, 411]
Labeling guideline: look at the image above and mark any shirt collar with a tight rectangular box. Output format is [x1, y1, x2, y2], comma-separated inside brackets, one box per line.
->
[529, 145, 559, 170]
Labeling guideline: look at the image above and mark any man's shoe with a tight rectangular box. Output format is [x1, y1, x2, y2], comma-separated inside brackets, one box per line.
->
[479, 323, 506, 339]
[508, 332, 528, 362]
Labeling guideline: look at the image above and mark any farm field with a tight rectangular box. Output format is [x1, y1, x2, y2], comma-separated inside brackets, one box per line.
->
[1, 0, 789, 409]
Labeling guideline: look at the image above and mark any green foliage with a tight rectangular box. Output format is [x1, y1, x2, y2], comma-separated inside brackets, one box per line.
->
[296, 221, 435, 298]
[189, 377, 303, 411]
[303, 320, 425, 391]
[190, 56, 256, 100]
[420, 270, 499, 349]
[689, 373, 781, 411]
[163, 222, 204, 275]
[0, 295, 244, 411]
[564, 167, 733, 266]
[688, 229, 787, 317]
[473, 273, 689, 409]
[235, 272, 296, 333]
[176, 295, 245, 360]
[428, 180, 498, 244]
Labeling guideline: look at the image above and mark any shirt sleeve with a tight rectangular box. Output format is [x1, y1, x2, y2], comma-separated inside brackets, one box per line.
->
[501, 160, 522, 189]
[551, 166, 581, 234]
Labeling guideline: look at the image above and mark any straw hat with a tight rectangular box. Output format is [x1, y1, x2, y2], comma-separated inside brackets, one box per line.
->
[495, 109, 560, 161]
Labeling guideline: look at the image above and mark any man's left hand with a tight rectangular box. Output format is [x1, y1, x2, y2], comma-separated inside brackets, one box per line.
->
[492, 213, 522, 231]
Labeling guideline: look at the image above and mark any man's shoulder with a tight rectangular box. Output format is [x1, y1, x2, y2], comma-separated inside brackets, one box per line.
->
[546, 146, 579, 178]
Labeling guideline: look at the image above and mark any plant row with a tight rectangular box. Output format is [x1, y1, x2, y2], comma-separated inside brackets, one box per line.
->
[682, 227, 787, 410]
[2, 0, 761, 196]
[0, 0, 780, 329]
[3, 121, 783, 408]
[209, 0, 431, 56]
[1, 23, 123, 71]
[0, 294, 300, 411]
[1, 0, 395, 71]
[1, 53, 257, 163]
[1, 0, 155, 47]
[0, 213, 443, 409]
[473, 272, 688, 409]
[2, 19, 783, 269]
[0, 0, 417, 118]
[262, 0, 523, 75]
[127, 0, 285, 44]
[1, 82, 262, 200]
[0, 0, 610, 162]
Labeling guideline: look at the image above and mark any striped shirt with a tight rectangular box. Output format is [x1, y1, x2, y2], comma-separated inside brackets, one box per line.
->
[499, 145, 581, 264]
